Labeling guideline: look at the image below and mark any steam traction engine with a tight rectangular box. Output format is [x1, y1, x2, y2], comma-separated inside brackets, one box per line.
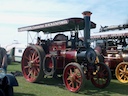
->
[91, 23, 128, 83]
[18, 11, 111, 92]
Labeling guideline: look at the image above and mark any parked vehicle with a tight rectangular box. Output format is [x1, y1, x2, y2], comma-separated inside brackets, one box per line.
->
[18, 11, 111, 92]
[91, 23, 128, 83]
[5, 43, 26, 63]
[0, 68, 18, 96]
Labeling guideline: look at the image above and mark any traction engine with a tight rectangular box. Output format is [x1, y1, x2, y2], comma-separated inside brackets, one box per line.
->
[92, 22, 128, 83]
[18, 11, 111, 92]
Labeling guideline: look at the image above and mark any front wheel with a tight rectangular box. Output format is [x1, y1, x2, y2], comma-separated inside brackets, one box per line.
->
[4, 85, 13, 96]
[115, 62, 128, 83]
[63, 62, 85, 93]
[91, 62, 111, 88]
[0, 89, 5, 96]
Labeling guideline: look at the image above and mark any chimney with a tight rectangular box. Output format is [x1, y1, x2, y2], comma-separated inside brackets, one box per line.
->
[82, 11, 92, 48]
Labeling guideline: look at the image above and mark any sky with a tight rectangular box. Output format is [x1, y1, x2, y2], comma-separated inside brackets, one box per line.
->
[0, 0, 128, 47]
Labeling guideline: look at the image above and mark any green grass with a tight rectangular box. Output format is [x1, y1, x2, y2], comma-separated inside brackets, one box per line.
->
[7, 62, 128, 96]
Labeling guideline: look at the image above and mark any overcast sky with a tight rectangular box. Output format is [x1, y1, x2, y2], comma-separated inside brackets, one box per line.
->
[0, 0, 128, 46]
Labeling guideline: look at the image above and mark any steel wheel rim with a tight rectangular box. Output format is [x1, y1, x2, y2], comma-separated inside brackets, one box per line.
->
[22, 47, 41, 82]
[43, 56, 54, 74]
[91, 63, 110, 88]
[116, 62, 128, 83]
[63, 65, 83, 92]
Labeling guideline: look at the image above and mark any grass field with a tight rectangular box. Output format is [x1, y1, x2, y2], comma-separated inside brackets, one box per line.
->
[7, 62, 128, 96]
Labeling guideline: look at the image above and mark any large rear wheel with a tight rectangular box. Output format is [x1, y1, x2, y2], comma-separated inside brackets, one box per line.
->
[115, 62, 128, 83]
[22, 45, 45, 83]
[63, 62, 85, 93]
[91, 62, 111, 88]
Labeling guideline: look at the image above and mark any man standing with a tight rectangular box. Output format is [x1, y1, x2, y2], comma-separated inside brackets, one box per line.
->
[0, 47, 8, 73]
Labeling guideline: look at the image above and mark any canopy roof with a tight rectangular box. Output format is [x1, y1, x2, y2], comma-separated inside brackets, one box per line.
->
[91, 30, 128, 40]
[18, 18, 96, 33]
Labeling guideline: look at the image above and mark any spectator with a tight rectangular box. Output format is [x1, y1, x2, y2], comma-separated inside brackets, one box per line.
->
[0, 47, 8, 73]
[36, 37, 41, 45]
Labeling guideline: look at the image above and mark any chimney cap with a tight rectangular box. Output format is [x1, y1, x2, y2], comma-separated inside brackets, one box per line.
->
[82, 11, 92, 16]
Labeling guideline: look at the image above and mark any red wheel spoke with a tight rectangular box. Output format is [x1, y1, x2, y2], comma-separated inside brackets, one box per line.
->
[69, 81, 72, 86]
[72, 82, 74, 88]
[70, 69, 73, 75]
[76, 75, 81, 79]
[31, 69, 37, 78]
[36, 68, 39, 73]
[67, 77, 71, 81]
[33, 71, 36, 78]
[101, 69, 106, 73]
[29, 55, 32, 61]
[36, 67, 40, 73]
[33, 56, 39, 62]
[27, 70, 32, 78]
[30, 69, 36, 78]
[102, 71, 108, 77]
[33, 68, 38, 74]
[67, 72, 70, 76]
[76, 79, 81, 84]
[24, 65, 29, 69]
[32, 51, 36, 60]
[24, 56, 30, 61]
[34, 63, 40, 67]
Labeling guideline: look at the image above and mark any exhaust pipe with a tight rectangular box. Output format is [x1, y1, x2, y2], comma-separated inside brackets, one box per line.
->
[82, 11, 92, 48]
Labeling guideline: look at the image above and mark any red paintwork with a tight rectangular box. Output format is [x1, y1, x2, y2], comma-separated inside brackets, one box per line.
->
[105, 57, 123, 70]
[48, 41, 77, 70]
[49, 41, 66, 52]
[64, 50, 77, 61]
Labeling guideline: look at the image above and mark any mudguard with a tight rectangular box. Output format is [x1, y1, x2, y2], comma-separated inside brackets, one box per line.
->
[3, 74, 18, 86]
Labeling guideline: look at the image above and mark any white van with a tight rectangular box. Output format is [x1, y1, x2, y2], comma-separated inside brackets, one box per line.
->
[5, 43, 27, 63]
